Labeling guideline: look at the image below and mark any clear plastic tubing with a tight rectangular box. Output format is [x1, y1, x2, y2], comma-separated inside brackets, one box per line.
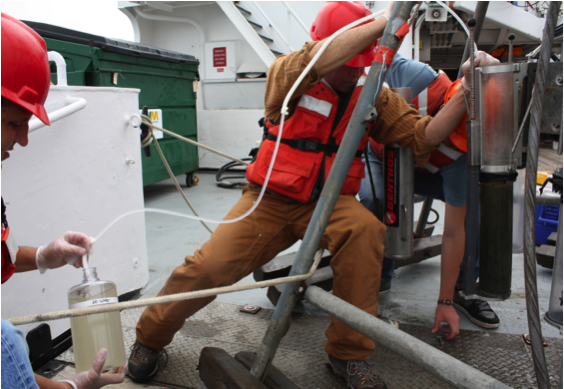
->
[93, 9, 387, 243]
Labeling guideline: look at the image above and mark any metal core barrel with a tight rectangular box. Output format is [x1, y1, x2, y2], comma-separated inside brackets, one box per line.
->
[383, 88, 414, 260]
[476, 63, 524, 299]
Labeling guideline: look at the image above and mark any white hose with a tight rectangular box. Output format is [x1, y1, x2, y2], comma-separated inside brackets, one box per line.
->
[93, 9, 390, 242]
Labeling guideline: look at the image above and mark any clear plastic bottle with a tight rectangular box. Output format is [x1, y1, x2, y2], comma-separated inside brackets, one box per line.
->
[68, 267, 126, 373]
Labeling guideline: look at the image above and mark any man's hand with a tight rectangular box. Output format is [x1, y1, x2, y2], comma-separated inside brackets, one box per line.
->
[62, 349, 125, 389]
[35, 231, 91, 273]
[461, 51, 500, 90]
[432, 304, 460, 340]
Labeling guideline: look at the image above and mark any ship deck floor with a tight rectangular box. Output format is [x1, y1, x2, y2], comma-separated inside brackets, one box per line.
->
[44, 146, 562, 388]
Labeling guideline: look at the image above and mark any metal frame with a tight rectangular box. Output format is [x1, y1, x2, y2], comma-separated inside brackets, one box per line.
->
[248, 3, 516, 388]
[522, 3, 562, 387]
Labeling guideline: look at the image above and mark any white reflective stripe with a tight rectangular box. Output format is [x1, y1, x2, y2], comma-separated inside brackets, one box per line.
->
[298, 95, 332, 118]
[6, 230, 18, 265]
[437, 142, 464, 161]
[357, 76, 366, 87]
[425, 163, 440, 173]
[418, 87, 428, 116]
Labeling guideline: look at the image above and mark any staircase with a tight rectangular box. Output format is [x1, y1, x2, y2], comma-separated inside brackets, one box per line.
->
[216, 1, 307, 68]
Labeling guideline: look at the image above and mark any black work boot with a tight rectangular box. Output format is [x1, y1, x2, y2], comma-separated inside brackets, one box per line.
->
[326, 354, 388, 389]
[453, 290, 500, 329]
[127, 340, 165, 382]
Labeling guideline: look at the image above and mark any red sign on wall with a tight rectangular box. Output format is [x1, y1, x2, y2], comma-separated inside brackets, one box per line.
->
[213, 47, 227, 67]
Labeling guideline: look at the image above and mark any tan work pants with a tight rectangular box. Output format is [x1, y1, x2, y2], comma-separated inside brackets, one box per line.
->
[136, 185, 385, 360]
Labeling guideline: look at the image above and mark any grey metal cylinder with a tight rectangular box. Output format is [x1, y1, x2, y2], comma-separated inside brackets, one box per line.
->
[478, 180, 513, 299]
[390, 87, 412, 105]
[513, 169, 526, 252]
[383, 87, 415, 259]
[545, 206, 563, 329]
[383, 143, 414, 259]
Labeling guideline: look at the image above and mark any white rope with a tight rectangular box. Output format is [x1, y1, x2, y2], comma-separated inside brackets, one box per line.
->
[149, 123, 214, 234]
[141, 116, 250, 166]
[7, 249, 325, 326]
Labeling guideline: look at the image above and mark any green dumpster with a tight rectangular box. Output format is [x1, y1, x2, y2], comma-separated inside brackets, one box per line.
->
[24, 21, 200, 187]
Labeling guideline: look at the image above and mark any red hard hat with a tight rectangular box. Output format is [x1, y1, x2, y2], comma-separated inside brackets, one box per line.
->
[1, 13, 51, 125]
[310, 1, 377, 67]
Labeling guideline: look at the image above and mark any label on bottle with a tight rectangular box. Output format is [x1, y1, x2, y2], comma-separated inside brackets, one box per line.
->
[69, 297, 119, 309]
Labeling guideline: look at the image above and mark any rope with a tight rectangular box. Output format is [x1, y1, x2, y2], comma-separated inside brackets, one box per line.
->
[7, 249, 325, 326]
[148, 122, 214, 234]
[141, 115, 249, 166]
[523, 2, 561, 388]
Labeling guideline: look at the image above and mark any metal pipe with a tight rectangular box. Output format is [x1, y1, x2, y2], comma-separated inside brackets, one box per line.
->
[511, 86, 535, 154]
[508, 33, 515, 63]
[28, 96, 88, 133]
[461, 18, 480, 298]
[250, 2, 415, 381]
[457, 2, 490, 79]
[413, 14, 425, 62]
[132, 6, 207, 110]
[415, 197, 433, 238]
[304, 286, 512, 389]
[523, 3, 561, 388]
[280, 1, 309, 35]
[48, 51, 67, 87]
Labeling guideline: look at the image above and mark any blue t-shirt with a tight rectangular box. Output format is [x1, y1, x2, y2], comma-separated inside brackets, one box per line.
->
[386, 53, 437, 96]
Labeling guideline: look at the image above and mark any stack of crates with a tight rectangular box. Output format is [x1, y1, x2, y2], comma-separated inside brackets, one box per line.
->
[24, 20, 201, 187]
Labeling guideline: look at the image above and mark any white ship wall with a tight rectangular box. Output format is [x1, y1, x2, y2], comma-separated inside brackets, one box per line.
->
[2, 86, 149, 338]
[120, 1, 326, 169]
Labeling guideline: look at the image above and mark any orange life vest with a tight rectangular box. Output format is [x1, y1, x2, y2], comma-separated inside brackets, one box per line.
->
[1, 198, 17, 284]
[370, 74, 466, 173]
[246, 79, 368, 203]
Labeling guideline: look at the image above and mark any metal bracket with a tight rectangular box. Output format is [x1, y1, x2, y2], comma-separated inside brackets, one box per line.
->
[362, 106, 378, 124]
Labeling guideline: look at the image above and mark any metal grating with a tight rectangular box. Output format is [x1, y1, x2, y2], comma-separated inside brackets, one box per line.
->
[55, 300, 562, 388]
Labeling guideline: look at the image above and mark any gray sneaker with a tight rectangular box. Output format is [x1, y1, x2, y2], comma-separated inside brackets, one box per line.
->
[325, 354, 387, 389]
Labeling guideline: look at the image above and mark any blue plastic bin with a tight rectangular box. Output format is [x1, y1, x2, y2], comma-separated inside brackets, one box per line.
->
[535, 205, 560, 245]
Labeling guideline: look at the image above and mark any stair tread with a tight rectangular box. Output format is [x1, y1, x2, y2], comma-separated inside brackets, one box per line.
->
[258, 33, 274, 42]
[235, 4, 251, 15]
[247, 19, 263, 28]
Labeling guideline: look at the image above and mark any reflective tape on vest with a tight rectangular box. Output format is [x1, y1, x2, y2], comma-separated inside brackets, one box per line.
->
[425, 143, 465, 173]
[437, 142, 464, 161]
[298, 95, 332, 117]
[418, 87, 428, 117]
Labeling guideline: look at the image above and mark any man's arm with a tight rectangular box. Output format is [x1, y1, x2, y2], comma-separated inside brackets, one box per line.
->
[13, 232, 91, 274]
[309, 17, 388, 77]
[423, 86, 468, 146]
[432, 203, 466, 339]
[13, 246, 38, 272]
